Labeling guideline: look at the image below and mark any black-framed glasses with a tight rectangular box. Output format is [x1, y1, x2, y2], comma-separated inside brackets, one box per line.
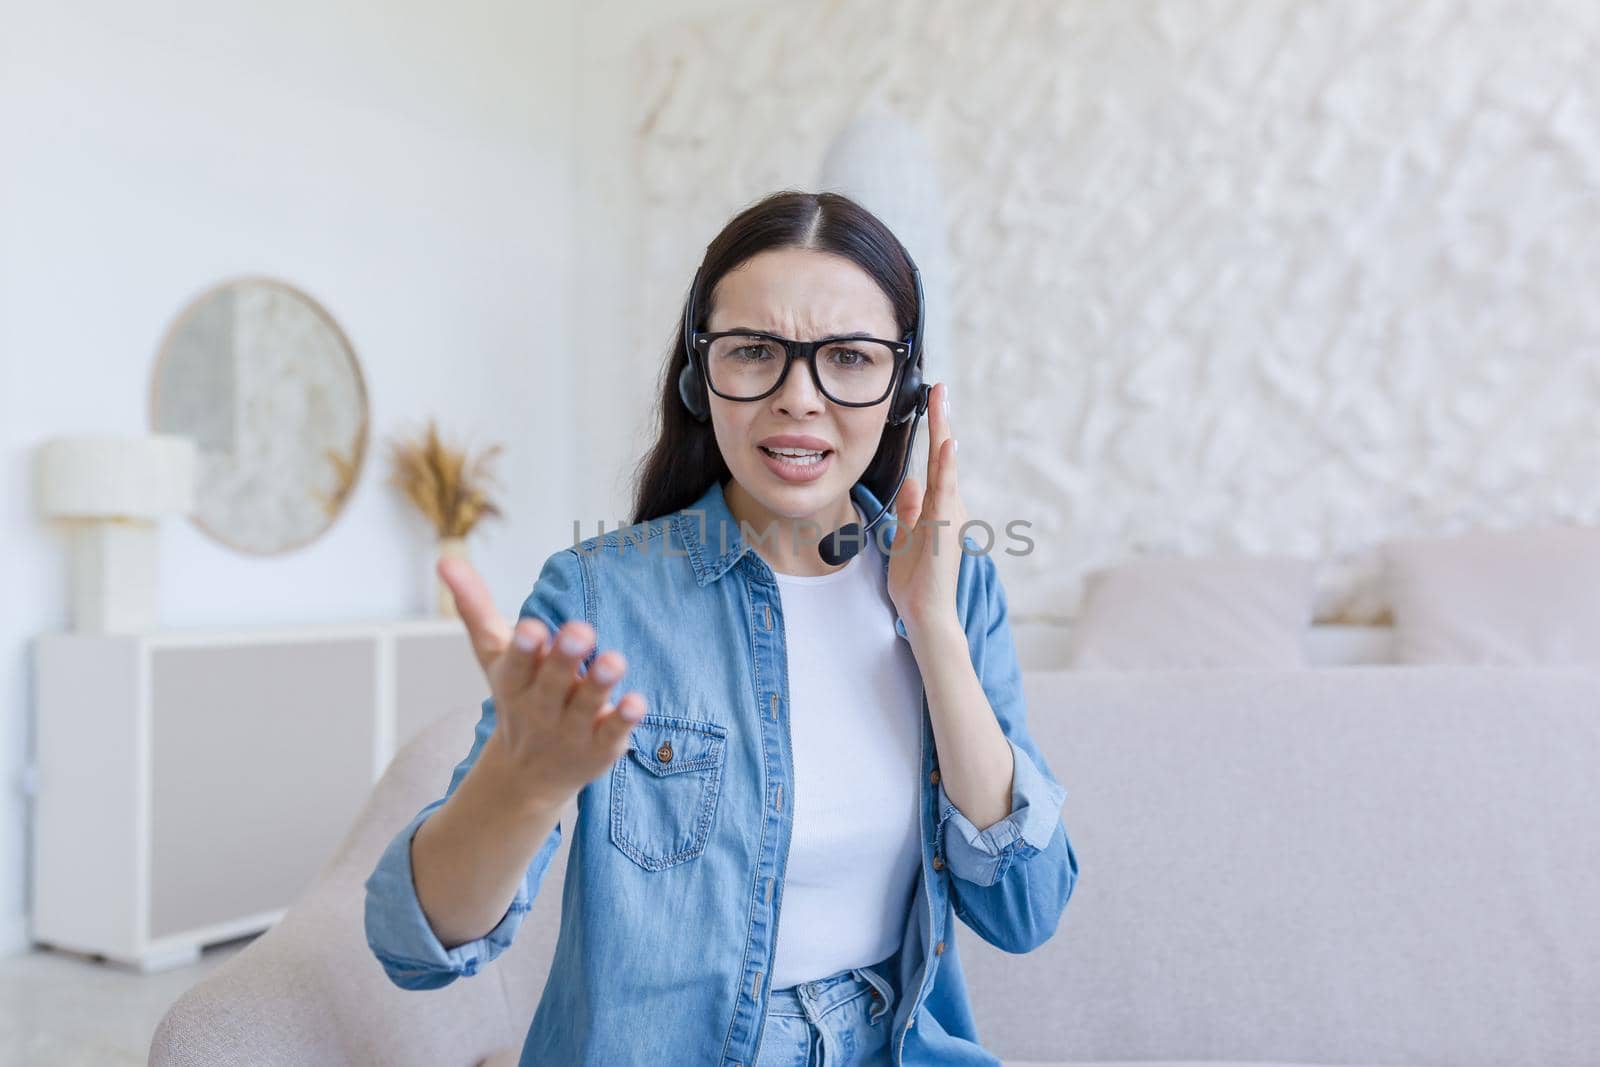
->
[690, 330, 910, 407]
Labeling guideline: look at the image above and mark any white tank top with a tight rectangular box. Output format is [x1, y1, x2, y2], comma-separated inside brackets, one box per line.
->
[768, 503, 925, 989]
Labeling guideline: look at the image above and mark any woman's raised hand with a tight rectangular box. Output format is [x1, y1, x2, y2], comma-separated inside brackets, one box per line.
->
[437, 555, 646, 811]
[886, 380, 966, 637]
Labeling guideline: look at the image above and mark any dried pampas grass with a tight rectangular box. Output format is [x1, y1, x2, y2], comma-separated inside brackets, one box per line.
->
[387, 419, 505, 540]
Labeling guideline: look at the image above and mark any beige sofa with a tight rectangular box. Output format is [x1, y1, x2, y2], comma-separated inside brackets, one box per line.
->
[152, 664, 1600, 1065]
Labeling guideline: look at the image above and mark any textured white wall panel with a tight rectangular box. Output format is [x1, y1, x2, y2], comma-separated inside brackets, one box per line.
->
[630, 0, 1600, 623]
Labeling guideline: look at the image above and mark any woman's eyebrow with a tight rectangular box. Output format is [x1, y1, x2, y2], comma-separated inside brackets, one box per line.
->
[720, 326, 881, 340]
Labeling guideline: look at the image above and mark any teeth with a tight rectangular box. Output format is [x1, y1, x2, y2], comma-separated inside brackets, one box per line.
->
[762, 446, 825, 465]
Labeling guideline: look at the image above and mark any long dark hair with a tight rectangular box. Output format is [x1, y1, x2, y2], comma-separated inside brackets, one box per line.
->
[629, 190, 921, 526]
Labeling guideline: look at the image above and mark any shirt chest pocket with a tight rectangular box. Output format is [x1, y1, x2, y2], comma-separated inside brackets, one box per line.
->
[609, 714, 728, 871]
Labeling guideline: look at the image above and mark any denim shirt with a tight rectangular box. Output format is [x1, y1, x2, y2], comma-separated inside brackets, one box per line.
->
[363, 477, 1079, 1066]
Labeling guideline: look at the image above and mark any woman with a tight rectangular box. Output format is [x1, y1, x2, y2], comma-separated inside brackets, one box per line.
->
[364, 190, 1079, 1067]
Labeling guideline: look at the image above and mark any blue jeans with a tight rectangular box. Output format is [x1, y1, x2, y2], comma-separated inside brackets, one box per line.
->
[754, 959, 898, 1067]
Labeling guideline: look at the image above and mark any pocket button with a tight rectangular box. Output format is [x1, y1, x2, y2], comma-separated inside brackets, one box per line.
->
[656, 740, 673, 763]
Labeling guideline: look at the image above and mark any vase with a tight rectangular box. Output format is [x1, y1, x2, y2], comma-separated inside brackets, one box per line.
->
[436, 536, 469, 618]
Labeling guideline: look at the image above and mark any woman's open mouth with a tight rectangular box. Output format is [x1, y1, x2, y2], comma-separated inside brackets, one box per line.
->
[758, 445, 833, 483]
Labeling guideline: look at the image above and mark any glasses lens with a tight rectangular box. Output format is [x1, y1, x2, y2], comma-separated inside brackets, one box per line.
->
[704, 335, 899, 404]
[815, 339, 898, 404]
[705, 335, 785, 399]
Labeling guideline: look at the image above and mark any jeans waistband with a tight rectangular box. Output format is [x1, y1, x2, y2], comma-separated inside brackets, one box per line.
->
[767, 959, 896, 1023]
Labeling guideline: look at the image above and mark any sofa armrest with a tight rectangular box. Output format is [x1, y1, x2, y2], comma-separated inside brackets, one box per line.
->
[151, 708, 530, 1066]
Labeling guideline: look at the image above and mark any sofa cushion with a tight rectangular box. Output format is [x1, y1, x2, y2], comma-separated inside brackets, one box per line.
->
[961, 666, 1600, 1066]
[1065, 552, 1315, 669]
[1385, 522, 1600, 665]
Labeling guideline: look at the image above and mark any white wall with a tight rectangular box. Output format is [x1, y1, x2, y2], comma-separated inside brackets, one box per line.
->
[625, 0, 1600, 626]
[570, 0, 792, 529]
[0, 0, 578, 956]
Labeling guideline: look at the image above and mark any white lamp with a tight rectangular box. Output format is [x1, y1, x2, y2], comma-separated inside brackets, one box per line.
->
[36, 434, 197, 633]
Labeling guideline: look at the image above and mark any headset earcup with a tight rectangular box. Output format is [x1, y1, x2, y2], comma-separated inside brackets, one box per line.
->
[891, 360, 922, 425]
[678, 360, 709, 422]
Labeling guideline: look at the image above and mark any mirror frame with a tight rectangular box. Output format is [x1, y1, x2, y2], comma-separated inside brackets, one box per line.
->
[148, 274, 372, 556]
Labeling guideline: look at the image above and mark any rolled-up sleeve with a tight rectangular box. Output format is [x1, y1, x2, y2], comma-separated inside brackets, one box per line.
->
[939, 546, 1079, 954]
[362, 547, 584, 990]
[363, 780, 557, 990]
[937, 736, 1068, 887]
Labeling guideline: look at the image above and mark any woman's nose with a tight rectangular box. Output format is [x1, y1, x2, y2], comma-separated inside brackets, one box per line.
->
[771, 356, 826, 416]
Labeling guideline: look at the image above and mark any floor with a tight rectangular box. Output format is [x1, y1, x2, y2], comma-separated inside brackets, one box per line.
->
[0, 934, 257, 1066]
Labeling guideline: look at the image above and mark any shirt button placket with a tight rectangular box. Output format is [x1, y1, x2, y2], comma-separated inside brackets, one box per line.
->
[754, 587, 788, 1067]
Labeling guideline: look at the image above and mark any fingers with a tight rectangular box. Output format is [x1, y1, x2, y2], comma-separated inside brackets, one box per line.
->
[893, 476, 923, 554]
[925, 381, 953, 491]
[567, 647, 646, 756]
[493, 616, 552, 695]
[563, 646, 626, 729]
[596, 691, 647, 750]
[527, 620, 594, 719]
[916, 383, 960, 549]
[936, 382, 957, 501]
[440, 556, 511, 669]
[938, 435, 958, 500]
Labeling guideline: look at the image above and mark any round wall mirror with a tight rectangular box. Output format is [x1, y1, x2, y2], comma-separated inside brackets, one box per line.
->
[149, 277, 370, 555]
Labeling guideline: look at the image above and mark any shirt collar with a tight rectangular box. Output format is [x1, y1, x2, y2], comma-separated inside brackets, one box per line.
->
[674, 478, 900, 587]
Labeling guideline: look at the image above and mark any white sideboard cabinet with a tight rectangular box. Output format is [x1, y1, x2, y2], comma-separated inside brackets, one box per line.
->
[31, 619, 483, 972]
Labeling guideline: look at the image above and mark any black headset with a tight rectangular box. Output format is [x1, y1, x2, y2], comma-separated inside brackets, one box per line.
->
[674, 241, 934, 566]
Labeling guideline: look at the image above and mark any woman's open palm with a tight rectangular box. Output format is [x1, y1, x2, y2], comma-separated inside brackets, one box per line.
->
[438, 555, 646, 811]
